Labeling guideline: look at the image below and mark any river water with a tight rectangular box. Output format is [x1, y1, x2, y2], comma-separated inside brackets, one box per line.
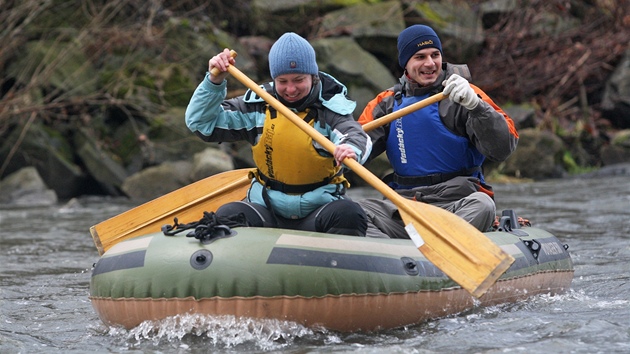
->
[1, 171, 629, 353]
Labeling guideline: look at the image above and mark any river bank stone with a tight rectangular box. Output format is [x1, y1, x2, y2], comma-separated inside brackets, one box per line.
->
[0, 167, 58, 207]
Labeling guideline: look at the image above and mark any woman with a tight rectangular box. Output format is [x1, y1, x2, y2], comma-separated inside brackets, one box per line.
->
[185, 32, 372, 236]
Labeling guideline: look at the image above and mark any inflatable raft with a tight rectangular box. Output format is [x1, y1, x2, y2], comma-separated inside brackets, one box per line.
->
[90, 210, 573, 332]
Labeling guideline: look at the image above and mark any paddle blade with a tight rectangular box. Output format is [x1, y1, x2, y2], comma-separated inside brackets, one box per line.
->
[90, 169, 251, 255]
[400, 200, 515, 298]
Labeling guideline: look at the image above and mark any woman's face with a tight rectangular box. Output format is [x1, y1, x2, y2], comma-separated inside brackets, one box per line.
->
[274, 73, 313, 102]
[404, 48, 443, 86]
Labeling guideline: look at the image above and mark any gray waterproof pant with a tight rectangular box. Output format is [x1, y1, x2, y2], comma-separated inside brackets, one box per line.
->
[360, 185, 496, 239]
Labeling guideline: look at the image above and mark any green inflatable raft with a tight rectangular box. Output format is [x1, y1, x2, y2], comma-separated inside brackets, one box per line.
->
[90, 210, 574, 332]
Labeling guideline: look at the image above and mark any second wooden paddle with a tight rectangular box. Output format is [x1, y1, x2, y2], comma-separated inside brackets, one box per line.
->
[90, 168, 251, 255]
[89, 88, 442, 255]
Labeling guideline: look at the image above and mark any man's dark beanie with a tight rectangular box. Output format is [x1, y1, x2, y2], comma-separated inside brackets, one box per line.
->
[397, 25, 443, 69]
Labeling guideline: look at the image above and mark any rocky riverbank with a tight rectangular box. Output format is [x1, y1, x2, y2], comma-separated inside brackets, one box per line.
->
[1, 0, 629, 207]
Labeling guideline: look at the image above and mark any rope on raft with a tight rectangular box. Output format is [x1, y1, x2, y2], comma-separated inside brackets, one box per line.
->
[161, 211, 250, 244]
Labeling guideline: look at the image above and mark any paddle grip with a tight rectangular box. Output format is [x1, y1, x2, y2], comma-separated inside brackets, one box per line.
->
[209, 50, 238, 77]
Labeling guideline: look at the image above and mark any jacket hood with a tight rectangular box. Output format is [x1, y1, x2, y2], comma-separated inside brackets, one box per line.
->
[242, 72, 356, 116]
[317, 72, 356, 115]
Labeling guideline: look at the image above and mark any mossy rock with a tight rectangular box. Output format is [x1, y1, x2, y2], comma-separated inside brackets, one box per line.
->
[7, 40, 98, 96]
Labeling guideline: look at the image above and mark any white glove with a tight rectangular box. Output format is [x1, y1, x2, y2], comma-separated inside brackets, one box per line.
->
[442, 74, 480, 110]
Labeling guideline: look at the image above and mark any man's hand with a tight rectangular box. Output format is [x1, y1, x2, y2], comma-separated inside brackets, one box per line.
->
[443, 74, 480, 110]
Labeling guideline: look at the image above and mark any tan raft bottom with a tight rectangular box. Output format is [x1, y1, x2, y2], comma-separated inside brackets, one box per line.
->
[90, 271, 574, 332]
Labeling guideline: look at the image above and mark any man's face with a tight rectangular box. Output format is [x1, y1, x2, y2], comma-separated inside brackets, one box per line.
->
[404, 48, 443, 87]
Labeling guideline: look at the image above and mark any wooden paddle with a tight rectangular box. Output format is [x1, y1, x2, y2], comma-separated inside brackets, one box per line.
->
[361, 93, 446, 131]
[90, 53, 512, 296]
[89, 65, 443, 255]
[90, 168, 251, 255]
[221, 57, 514, 298]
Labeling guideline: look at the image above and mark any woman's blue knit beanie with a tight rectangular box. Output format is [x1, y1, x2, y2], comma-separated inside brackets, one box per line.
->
[397, 25, 443, 69]
[268, 33, 319, 79]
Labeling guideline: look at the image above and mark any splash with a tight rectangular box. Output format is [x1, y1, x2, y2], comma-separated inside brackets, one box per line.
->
[108, 313, 327, 351]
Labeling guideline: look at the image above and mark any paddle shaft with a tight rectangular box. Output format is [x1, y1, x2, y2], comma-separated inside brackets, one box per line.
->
[222, 64, 478, 263]
[361, 93, 446, 131]
[211, 51, 446, 133]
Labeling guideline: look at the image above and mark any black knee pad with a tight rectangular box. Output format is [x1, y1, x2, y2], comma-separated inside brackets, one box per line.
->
[216, 201, 272, 227]
[316, 199, 367, 236]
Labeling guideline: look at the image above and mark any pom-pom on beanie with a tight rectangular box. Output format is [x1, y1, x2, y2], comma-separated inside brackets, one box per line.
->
[268, 32, 319, 79]
[397, 25, 443, 69]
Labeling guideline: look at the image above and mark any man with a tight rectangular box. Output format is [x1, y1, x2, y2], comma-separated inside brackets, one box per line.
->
[185, 32, 372, 236]
[358, 24, 518, 237]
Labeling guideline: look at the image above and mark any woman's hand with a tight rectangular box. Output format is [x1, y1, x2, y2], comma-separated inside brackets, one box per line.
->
[208, 48, 235, 84]
[334, 144, 357, 166]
